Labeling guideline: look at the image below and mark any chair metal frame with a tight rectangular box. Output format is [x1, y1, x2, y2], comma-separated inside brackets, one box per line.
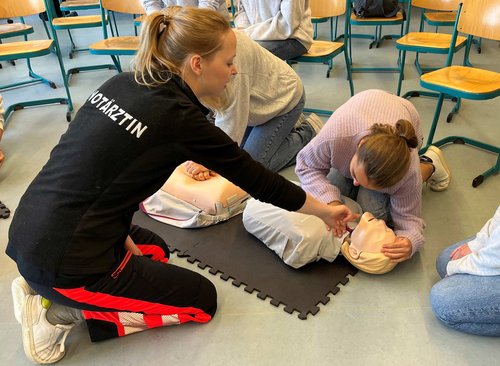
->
[412, 0, 473, 75]
[0, 17, 34, 68]
[310, 0, 344, 41]
[346, 0, 410, 73]
[419, 0, 500, 187]
[289, 0, 354, 116]
[44, 0, 116, 81]
[88, 0, 145, 73]
[420, 6, 482, 54]
[0, 0, 74, 125]
[396, 0, 467, 123]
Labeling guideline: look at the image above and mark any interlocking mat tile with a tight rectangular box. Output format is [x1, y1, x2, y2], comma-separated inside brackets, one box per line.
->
[133, 211, 357, 319]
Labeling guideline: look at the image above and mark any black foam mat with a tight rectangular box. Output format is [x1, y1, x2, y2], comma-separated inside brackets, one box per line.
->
[133, 211, 357, 319]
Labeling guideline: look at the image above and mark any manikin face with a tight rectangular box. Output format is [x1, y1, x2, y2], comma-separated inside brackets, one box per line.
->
[197, 30, 238, 98]
[349, 212, 396, 258]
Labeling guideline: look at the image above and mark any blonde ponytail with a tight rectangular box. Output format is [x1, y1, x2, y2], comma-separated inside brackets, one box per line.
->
[133, 6, 231, 87]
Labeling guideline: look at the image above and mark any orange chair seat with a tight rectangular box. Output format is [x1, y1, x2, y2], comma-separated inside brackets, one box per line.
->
[351, 11, 404, 22]
[302, 40, 344, 57]
[424, 11, 457, 23]
[0, 23, 32, 36]
[422, 66, 500, 95]
[0, 39, 52, 57]
[52, 15, 102, 27]
[397, 32, 467, 49]
[134, 14, 146, 23]
[90, 36, 140, 52]
[60, 0, 99, 6]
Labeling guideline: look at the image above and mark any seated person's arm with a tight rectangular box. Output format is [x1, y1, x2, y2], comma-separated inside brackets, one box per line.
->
[141, 0, 164, 15]
[447, 206, 500, 276]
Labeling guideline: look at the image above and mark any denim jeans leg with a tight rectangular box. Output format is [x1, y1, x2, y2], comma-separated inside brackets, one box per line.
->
[256, 39, 307, 60]
[356, 187, 392, 226]
[326, 169, 359, 200]
[430, 271, 500, 336]
[242, 92, 307, 172]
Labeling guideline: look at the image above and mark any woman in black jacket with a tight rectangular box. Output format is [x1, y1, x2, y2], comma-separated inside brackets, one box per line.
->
[7, 7, 357, 364]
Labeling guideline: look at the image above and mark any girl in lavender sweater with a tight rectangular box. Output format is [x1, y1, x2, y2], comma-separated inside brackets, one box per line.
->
[296, 89, 451, 263]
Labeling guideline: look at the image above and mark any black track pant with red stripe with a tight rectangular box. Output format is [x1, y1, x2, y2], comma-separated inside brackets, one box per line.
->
[27, 226, 217, 342]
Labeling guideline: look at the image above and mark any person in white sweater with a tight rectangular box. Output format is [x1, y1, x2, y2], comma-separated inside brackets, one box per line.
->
[233, 0, 313, 60]
[187, 30, 323, 177]
[141, 0, 229, 18]
[430, 205, 500, 336]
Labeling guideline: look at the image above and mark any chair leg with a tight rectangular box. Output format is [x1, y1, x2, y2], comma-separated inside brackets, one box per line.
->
[52, 42, 74, 121]
[110, 55, 122, 73]
[26, 58, 57, 89]
[420, 93, 446, 153]
[66, 29, 77, 59]
[343, 49, 354, 96]
[403, 90, 461, 123]
[396, 50, 407, 96]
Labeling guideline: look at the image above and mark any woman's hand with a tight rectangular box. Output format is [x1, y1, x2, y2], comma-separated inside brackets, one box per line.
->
[297, 193, 359, 237]
[450, 243, 472, 261]
[184, 161, 215, 181]
[382, 237, 412, 263]
[124, 235, 142, 256]
[323, 204, 360, 237]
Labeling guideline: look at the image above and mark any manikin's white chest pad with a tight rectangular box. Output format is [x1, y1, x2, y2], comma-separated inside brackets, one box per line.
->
[141, 164, 249, 228]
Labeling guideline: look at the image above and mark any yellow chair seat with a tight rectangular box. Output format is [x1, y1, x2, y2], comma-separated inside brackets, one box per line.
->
[311, 16, 331, 21]
[422, 66, 500, 95]
[60, 0, 99, 7]
[424, 11, 457, 23]
[0, 39, 52, 57]
[0, 23, 33, 36]
[90, 36, 140, 52]
[351, 11, 404, 22]
[397, 32, 467, 49]
[134, 14, 146, 23]
[52, 15, 102, 27]
[302, 40, 343, 57]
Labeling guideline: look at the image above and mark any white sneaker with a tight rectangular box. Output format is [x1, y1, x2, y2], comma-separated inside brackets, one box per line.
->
[12, 276, 37, 324]
[304, 113, 325, 135]
[423, 146, 451, 191]
[22, 295, 75, 364]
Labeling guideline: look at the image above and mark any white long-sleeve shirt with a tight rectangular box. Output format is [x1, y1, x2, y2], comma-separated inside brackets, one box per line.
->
[447, 205, 500, 276]
[234, 0, 313, 50]
[141, 0, 229, 18]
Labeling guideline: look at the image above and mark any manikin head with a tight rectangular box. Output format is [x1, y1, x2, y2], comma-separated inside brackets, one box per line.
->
[341, 212, 397, 274]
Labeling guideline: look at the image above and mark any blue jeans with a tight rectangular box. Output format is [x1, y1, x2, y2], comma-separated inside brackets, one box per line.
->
[242, 92, 314, 172]
[256, 39, 307, 60]
[326, 169, 393, 227]
[430, 239, 500, 336]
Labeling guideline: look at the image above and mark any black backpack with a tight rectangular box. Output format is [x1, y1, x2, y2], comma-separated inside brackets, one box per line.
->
[352, 0, 400, 18]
